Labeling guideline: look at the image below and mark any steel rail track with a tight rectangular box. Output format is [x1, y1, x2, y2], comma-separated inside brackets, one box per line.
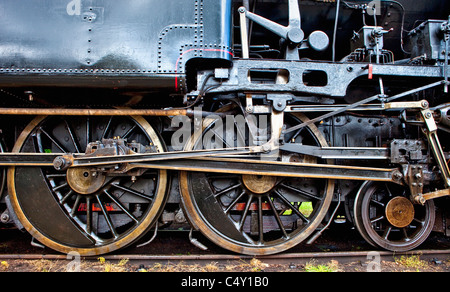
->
[0, 249, 448, 267]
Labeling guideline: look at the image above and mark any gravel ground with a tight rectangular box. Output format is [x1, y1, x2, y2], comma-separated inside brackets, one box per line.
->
[0, 254, 448, 272]
[0, 225, 448, 272]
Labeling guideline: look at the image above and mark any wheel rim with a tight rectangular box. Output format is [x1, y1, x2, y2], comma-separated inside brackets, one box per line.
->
[354, 181, 435, 252]
[8, 115, 168, 256]
[180, 107, 334, 255]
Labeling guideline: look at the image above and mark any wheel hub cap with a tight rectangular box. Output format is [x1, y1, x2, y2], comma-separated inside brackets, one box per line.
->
[242, 174, 277, 194]
[67, 167, 106, 195]
[385, 196, 415, 228]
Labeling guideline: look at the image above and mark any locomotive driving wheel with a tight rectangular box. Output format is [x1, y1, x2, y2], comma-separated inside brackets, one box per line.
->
[180, 106, 334, 255]
[354, 181, 435, 252]
[8, 115, 168, 256]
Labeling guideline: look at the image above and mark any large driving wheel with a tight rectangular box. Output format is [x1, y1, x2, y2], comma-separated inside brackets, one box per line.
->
[354, 181, 435, 252]
[180, 107, 335, 255]
[8, 115, 168, 256]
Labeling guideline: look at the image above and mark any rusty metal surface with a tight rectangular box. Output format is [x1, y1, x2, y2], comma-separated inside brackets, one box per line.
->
[385, 197, 415, 228]
[0, 107, 191, 117]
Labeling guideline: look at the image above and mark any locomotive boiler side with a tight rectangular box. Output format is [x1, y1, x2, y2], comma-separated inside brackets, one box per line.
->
[0, 0, 233, 92]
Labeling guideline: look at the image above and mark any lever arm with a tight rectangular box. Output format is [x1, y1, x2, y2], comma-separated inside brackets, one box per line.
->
[239, 0, 304, 45]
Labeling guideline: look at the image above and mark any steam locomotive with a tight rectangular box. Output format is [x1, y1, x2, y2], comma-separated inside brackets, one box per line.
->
[0, 0, 449, 256]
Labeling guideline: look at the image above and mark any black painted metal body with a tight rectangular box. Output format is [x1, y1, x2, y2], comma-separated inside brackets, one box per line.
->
[0, 0, 449, 93]
[0, 0, 233, 92]
[242, 0, 450, 60]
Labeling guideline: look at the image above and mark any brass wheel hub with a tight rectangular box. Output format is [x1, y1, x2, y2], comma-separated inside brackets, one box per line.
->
[385, 196, 415, 228]
[242, 174, 277, 194]
[67, 167, 106, 195]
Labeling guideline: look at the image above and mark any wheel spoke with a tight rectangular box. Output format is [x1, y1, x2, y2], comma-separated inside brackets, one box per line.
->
[110, 183, 154, 201]
[274, 189, 310, 223]
[39, 127, 68, 153]
[53, 182, 68, 192]
[370, 215, 385, 224]
[279, 183, 323, 201]
[122, 124, 137, 139]
[290, 127, 305, 141]
[60, 190, 74, 204]
[239, 195, 253, 231]
[102, 116, 113, 139]
[257, 196, 264, 244]
[385, 183, 394, 198]
[382, 226, 392, 240]
[413, 217, 425, 225]
[46, 174, 67, 178]
[213, 182, 242, 198]
[103, 189, 139, 224]
[224, 190, 246, 214]
[96, 194, 119, 239]
[64, 120, 81, 153]
[402, 228, 410, 241]
[266, 194, 289, 239]
[86, 117, 91, 148]
[86, 196, 93, 234]
[370, 198, 385, 208]
[70, 195, 82, 217]
[34, 132, 45, 153]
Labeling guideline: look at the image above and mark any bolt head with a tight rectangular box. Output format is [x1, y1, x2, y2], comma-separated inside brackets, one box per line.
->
[238, 6, 246, 13]
[287, 28, 305, 44]
[53, 156, 72, 171]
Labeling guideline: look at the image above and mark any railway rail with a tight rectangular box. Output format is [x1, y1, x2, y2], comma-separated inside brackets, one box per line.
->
[1, 248, 448, 266]
[0, 249, 448, 270]
[0, 228, 448, 272]
[0, 247, 449, 273]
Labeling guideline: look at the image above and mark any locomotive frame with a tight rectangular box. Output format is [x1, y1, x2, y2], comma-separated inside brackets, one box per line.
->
[0, 0, 449, 256]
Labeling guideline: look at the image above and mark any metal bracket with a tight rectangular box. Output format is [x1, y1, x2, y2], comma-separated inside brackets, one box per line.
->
[267, 94, 293, 112]
[31, 237, 45, 249]
[189, 228, 208, 251]
[421, 109, 450, 188]
[261, 108, 284, 153]
[406, 108, 450, 204]
[390, 139, 428, 164]
[245, 93, 253, 113]
[136, 222, 158, 248]
[406, 165, 425, 204]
